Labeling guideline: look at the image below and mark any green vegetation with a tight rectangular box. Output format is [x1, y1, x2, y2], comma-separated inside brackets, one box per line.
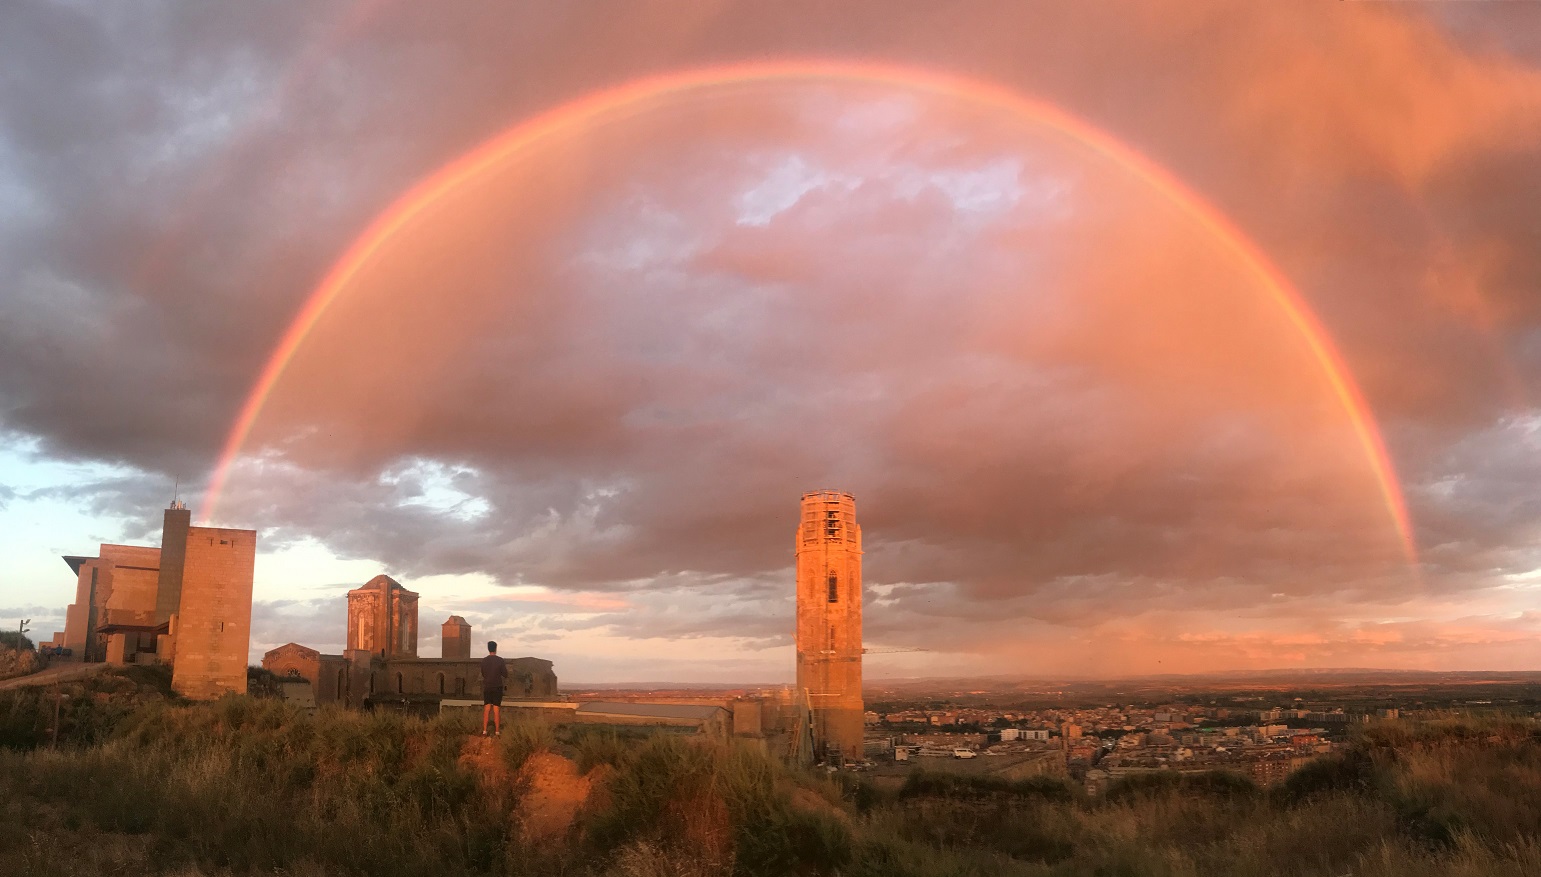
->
[0, 631, 36, 651]
[1, 673, 1538, 876]
[0, 664, 171, 747]
[0, 635, 42, 681]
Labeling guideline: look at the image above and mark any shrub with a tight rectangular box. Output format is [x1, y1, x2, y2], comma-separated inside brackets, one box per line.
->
[498, 717, 555, 773]
[1273, 748, 1379, 805]
[0, 631, 35, 651]
[562, 724, 639, 773]
[1098, 768, 1253, 804]
[900, 769, 1078, 803]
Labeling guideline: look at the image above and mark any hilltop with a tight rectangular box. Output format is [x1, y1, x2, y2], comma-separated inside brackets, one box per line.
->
[1, 675, 1539, 876]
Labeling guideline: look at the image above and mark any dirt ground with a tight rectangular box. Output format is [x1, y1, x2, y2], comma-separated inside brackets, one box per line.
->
[457, 736, 513, 789]
[515, 750, 601, 842]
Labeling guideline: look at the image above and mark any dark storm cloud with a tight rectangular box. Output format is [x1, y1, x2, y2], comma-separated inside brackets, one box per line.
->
[21, 472, 171, 542]
[1408, 415, 1541, 577]
[4, 1, 1541, 670]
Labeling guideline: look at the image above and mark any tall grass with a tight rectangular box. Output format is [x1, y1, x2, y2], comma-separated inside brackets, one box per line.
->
[0, 676, 1537, 877]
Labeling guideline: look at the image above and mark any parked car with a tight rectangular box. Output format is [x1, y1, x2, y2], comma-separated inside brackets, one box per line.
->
[952, 748, 978, 759]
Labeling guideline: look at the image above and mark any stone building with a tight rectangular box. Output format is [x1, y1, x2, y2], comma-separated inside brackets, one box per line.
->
[63, 543, 161, 662]
[346, 575, 418, 657]
[263, 578, 557, 709]
[794, 490, 864, 762]
[441, 615, 471, 660]
[54, 501, 256, 699]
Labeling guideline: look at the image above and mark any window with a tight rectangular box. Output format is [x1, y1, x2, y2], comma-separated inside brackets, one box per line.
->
[396, 673, 403, 694]
[438, 673, 445, 695]
[827, 574, 838, 603]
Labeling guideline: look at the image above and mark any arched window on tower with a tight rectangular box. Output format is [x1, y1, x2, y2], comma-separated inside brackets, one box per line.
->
[827, 574, 838, 603]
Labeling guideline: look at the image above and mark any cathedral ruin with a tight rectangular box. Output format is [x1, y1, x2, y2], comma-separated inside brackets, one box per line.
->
[262, 575, 557, 709]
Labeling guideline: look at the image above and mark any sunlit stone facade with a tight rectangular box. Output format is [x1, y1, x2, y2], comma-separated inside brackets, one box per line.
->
[795, 490, 864, 762]
[54, 502, 255, 700]
[346, 575, 418, 658]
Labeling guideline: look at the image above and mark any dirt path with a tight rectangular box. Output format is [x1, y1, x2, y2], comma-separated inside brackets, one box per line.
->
[517, 751, 598, 842]
[0, 661, 110, 691]
[455, 740, 605, 842]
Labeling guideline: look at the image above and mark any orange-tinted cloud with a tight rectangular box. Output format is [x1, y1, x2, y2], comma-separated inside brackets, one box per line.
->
[2, 1, 1540, 678]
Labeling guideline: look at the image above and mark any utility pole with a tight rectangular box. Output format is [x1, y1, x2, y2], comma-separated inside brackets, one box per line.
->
[16, 618, 28, 649]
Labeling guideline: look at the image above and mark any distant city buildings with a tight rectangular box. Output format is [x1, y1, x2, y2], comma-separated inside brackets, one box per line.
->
[864, 697, 1361, 791]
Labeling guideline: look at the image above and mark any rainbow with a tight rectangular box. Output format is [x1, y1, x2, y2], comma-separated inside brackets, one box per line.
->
[203, 59, 1417, 564]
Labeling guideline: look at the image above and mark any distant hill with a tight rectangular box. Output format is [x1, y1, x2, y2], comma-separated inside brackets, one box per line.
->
[567, 668, 1541, 696]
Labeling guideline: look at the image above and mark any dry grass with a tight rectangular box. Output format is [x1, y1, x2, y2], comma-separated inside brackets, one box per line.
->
[0, 677, 1537, 877]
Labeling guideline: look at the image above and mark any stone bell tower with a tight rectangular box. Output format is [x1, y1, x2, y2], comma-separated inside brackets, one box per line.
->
[795, 490, 863, 762]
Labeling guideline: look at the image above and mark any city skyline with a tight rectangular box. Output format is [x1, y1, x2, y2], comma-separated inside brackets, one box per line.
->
[3, 3, 1541, 681]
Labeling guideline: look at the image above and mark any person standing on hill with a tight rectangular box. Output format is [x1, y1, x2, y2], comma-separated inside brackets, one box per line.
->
[481, 641, 508, 737]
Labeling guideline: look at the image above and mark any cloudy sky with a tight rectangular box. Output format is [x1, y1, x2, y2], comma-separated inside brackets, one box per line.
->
[3, 1, 1541, 682]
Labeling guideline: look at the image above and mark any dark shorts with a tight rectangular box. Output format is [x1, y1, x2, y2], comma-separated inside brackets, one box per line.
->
[483, 687, 503, 706]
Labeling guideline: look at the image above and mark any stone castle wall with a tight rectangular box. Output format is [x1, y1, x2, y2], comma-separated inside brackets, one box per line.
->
[170, 527, 256, 699]
[265, 652, 559, 707]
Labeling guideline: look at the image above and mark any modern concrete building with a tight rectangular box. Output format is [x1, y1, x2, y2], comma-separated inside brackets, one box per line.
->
[794, 489, 864, 762]
[53, 501, 256, 699]
[62, 543, 162, 662]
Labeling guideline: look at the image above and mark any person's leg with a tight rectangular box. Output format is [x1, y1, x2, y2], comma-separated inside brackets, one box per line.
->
[493, 704, 501, 735]
[482, 704, 492, 735]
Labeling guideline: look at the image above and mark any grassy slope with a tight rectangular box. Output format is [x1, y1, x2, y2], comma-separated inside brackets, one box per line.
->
[0, 674, 1538, 877]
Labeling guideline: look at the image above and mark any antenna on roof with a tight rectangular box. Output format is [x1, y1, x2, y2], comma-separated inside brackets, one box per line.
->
[170, 477, 187, 511]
